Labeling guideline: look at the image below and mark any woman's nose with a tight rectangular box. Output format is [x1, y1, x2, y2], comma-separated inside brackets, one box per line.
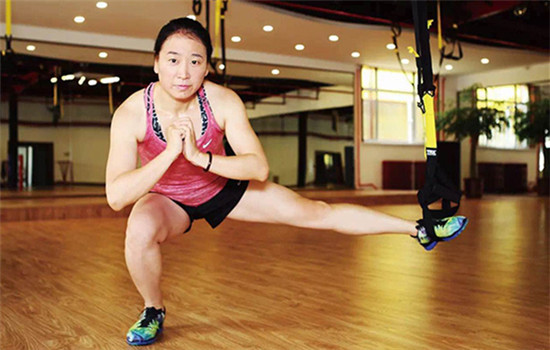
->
[177, 63, 190, 79]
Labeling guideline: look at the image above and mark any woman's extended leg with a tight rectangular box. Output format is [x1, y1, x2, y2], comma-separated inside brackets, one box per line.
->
[227, 181, 417, 236]
[125, 193, 191, 309]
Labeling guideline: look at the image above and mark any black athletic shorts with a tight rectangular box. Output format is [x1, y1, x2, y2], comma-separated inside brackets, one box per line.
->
[168, 179, 249, 233]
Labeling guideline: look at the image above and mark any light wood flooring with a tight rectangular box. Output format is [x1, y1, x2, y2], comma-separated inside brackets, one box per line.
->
[1, 192, 548, 349]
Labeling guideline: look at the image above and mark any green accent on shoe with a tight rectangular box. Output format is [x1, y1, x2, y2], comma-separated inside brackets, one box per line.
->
[413, 216, 468, 251]
[126, 307, 165, 346]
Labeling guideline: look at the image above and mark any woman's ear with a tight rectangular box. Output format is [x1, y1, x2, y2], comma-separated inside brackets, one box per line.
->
[153, 57, 159, 74]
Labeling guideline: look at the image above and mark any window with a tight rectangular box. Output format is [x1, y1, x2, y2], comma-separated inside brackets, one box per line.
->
[475, 84, 529, 149]
[361, 67, 421, 143]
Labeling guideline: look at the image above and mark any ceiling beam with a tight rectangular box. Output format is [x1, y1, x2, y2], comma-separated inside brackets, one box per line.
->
[456, 1, 522, 25]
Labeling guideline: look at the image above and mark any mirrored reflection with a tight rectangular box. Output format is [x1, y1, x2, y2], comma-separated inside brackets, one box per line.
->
[1, 40, 354, 189]
[226, 61, 354, 188]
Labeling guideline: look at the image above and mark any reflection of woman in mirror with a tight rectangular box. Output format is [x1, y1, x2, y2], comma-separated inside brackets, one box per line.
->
[105, 18, 467, 346]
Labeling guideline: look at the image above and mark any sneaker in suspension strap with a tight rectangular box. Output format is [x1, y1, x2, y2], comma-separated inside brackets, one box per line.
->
[126, 306, 166, 346]
[413, 216, 468, 251]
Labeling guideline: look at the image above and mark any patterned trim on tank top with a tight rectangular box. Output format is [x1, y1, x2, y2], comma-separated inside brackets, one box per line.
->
[197, 86, 209, 136]
[151, 101, 166, 143]
[144, 84, 166, 142]
[149, 84, 208, 143]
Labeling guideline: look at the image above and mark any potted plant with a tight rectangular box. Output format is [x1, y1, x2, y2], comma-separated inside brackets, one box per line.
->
[514, 98, 550, 195]
[437, 105, 508, 198]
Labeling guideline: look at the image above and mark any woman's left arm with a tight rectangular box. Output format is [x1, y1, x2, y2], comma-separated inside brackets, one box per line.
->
[188, 88, 269, 181]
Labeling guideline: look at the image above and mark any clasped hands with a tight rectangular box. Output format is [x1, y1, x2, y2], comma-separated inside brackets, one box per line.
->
[164, 114, 205, 166]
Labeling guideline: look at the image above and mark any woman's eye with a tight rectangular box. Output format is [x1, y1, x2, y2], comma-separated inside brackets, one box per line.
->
[191, 60, 198, 65]
[169, 58, 177, 64]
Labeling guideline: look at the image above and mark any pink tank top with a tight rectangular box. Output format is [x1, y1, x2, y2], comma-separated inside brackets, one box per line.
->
[138, 82, 228, 206]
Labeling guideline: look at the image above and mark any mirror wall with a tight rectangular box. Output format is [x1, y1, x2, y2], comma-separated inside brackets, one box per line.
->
[1, 39, 354, 188]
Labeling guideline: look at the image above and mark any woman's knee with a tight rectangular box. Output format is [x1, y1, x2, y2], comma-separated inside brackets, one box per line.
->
[291, 199, 332, 228]
[125, 197, 169, 248]
[126, 214, 166, 250]
[311, 200, 333, 223]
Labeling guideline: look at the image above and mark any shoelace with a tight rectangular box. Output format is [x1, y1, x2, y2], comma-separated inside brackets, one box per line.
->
[138, 308, 163, 328]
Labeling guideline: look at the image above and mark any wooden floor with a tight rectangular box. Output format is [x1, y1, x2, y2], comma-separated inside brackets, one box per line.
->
[1, 188, 548, 349]
[0, 186, 417, 222]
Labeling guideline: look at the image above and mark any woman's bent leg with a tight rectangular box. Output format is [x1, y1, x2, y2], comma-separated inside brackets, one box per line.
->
[125, 193, 191, 309]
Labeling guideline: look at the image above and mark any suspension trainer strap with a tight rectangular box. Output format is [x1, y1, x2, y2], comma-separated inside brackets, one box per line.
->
[412, 0, 462, 239]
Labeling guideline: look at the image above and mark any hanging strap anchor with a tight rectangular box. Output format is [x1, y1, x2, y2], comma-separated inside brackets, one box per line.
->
[412, 0, 463, 240]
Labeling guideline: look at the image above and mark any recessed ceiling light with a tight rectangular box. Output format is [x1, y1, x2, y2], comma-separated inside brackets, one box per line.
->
[100, 76, 120, 84]
[231, 36, 241, 43]
[74, 16, 85, 24]
[295, 44, 305, 51]
[351, 52, 360, 58]
[263, 25, 273, 32]
[329, 35, 339, 42]
[61, 74, 75, 81]
[78, 76, 86, 85]
[26, 45, 36, 52]
[445, 64, 453, 70]
[386, 43, 396, 50]
[514, 6, 527, 16]
[98, 52, 108, 58]
[50, 77, 58, 84]
[401, 58, 410, 64]
[88, 79, 98, 86]
[481, 58, 490, 64]
[96, 1, 108, 9]
[271, 69, 280, 75]
[218, 63, 225, 70]
[187, 15, 196, 20]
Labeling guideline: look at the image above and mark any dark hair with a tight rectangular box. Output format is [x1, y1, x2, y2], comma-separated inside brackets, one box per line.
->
[154, 18, 213, 62]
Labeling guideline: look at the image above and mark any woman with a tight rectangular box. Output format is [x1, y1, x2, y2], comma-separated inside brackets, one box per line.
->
[105, 18, 467, 346]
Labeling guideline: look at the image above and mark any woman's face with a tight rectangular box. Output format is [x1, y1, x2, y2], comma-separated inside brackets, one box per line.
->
[154, 33, 209, 101]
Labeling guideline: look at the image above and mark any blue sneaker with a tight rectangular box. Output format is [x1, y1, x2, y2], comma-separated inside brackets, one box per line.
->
[413, 216, 468, 251]
[126, 307, 165, 346]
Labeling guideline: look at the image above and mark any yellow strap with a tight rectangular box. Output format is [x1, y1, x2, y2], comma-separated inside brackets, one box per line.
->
[427, 19, 433, 29]
[213, 0, 222, 59]
[437, 0, 443, 50]
[423, 94, 437, 153]
[6, 0, 12, 36]
[407, 46, 419, 58]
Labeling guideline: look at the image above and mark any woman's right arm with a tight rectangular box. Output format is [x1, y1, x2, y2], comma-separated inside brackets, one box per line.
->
[105, 103, 182, 211]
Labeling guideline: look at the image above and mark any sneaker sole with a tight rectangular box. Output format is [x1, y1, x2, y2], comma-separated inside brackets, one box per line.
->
[126, 327, 163, 346]
[422, 241, 438, 251]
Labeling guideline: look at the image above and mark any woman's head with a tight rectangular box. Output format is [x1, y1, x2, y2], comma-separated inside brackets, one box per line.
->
[153, 18, 212, 100]
[154, 18, 212, 63]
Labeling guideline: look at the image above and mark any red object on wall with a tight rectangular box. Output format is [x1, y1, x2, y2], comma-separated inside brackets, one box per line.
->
[503, 163, 527, 193]
[18, 154, 23, 190]
[478, 162, 527, 193]
[382, 161, 413, 189]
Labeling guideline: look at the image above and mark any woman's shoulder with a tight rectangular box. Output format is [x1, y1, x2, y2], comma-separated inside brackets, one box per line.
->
[203, 80, 241, 104]
[118, 88, 147, 115]
[202, 80, 245, 129]
[111, 88, 147, 139]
